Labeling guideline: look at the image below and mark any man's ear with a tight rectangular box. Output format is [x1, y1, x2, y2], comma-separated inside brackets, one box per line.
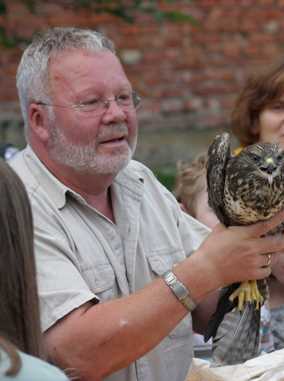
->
[28, 103, 50, 142]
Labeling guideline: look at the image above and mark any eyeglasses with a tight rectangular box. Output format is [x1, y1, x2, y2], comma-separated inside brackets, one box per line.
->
[36, 91, 141, 116]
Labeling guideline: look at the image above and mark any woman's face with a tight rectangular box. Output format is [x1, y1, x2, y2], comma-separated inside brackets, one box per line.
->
[258, 101, 284, 148]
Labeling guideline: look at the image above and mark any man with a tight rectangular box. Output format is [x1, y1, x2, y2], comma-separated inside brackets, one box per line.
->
[10, 27, 284, 381]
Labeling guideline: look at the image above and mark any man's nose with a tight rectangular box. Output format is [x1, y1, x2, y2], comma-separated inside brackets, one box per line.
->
[102, 99, 126, 122]
[103, 98, 117, 110]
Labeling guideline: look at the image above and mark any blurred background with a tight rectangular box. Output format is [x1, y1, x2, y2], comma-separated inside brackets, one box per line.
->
[1, 0, 283, 189]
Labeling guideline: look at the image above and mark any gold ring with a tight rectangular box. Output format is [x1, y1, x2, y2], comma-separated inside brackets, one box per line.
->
[267, 254, 272, 267]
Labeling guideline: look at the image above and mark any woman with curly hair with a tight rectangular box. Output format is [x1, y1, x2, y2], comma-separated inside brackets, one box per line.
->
[232, 60, 284, 150]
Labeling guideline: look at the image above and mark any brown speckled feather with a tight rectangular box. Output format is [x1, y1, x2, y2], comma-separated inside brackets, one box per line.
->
[206, 132, 284, 365]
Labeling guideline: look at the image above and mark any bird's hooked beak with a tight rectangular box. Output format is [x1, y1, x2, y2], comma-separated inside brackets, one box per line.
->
[261, 157, 277, 184]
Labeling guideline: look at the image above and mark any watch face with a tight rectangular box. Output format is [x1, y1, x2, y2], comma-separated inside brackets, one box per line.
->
[163, 271, 196, 311]
[167, 273, 176, 284]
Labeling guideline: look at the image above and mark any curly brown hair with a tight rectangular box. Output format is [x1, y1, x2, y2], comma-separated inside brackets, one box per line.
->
[231, 60, 284, 147]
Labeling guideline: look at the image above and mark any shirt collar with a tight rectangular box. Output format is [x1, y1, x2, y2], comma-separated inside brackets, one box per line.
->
[114, 163, 145, 200]
[24, 146, 76, 209]
[25, 146, 145, 209]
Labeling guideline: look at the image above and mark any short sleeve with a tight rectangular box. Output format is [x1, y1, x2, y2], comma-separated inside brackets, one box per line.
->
[32, 198, 96, 332]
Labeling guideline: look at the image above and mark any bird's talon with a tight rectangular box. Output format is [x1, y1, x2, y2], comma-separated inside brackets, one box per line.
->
[229, 280, 263, 311]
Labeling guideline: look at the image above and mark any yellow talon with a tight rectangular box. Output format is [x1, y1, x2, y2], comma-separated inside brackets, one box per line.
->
[229, 280, 263, 311]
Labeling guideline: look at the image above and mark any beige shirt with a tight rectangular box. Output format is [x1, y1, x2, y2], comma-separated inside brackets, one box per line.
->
[10, 146, 210, 381]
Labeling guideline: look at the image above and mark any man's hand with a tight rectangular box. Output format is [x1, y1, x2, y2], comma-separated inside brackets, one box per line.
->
[175, 208, 284, 304]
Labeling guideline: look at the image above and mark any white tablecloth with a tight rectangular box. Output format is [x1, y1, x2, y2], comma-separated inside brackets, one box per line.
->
[187, 349, 284, 381]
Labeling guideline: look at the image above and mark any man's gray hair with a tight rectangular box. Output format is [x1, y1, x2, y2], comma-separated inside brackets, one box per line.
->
[16, 27, 116, 132]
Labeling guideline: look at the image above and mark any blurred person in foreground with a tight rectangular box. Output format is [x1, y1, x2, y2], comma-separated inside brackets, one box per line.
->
[0, 159, 69, 380]
[10, 27, 284, 381]
[232, 60, 284, 352]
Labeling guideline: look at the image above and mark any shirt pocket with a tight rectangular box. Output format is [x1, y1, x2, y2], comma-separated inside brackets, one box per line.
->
[147, 252, 192, 339]
[81, 263, 116, 301]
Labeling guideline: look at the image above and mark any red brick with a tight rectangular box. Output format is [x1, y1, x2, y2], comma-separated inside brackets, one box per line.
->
[2, 0, 284, 133]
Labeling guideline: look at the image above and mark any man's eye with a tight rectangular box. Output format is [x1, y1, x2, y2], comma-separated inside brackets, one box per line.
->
[118, 94, 131, 102]
[81, 98, 100, 106]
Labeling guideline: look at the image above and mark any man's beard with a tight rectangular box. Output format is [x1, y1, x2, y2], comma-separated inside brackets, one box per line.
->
[47, 122, 137, 175]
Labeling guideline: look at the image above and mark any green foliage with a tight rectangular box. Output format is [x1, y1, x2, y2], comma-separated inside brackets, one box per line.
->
[0, 0, 196, 48]
[22, 0, 36, 12]
[159, 10, 197, 24]
[0, 26, 30, 48]
[154, 167, 177, 191]
[69, 0, 196, 24]
[0, 0, 6, 14]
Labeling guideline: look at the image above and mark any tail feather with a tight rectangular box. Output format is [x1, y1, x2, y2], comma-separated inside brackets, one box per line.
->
[204, 283, 239, 342]
[204, 279, 267, 365]
[211, 302, 260, 365]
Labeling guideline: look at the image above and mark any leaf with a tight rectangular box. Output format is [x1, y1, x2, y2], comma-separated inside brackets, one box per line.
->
[0, 28, 17, 48]
[21, 0, 36, 13]
[0, 0, 198, 48]
[162, 11, 199, 25]
[105, 7, 135, 23]
[0, 0, 7, 15]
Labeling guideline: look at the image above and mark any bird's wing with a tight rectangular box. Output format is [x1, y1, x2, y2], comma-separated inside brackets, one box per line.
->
[207, 132, 232, 226]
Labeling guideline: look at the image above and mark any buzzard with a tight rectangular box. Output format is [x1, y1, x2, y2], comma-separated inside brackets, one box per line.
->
[205, 132, 284, 364]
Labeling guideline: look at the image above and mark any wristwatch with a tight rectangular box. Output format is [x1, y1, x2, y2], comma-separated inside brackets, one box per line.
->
[162, 270, 196, 312]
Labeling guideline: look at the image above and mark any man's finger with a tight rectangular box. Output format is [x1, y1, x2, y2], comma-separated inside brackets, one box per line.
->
[244, 208, 284, 238]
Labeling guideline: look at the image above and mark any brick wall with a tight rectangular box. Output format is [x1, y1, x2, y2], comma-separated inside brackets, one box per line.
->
[1, 0, 284, 163]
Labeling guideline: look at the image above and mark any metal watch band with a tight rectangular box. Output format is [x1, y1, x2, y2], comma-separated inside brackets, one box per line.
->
[162, 270, 196, 312]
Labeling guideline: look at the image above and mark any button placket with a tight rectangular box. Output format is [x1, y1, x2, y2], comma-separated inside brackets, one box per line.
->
[102, 222, 129, 294]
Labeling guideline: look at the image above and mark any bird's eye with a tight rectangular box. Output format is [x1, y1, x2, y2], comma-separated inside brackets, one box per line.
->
[250, 153, 260, 162]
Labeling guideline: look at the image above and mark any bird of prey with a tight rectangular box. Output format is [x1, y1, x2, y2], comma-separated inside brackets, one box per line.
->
[205, 132, 284, 364]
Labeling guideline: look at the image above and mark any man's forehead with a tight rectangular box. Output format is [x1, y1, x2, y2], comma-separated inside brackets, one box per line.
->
[48, 48, 130, 90]
[49, 49, 125, 77]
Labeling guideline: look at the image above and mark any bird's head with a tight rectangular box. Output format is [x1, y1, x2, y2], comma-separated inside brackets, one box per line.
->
[241, 143, 284, 184]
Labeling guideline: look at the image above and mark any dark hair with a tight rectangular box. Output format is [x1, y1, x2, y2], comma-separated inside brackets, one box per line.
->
[0, 159, 42, 375]
[231, 60, 284, 146]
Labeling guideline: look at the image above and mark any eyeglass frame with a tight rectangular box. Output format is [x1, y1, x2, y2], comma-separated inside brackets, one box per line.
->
[35, 91, 141, 115]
